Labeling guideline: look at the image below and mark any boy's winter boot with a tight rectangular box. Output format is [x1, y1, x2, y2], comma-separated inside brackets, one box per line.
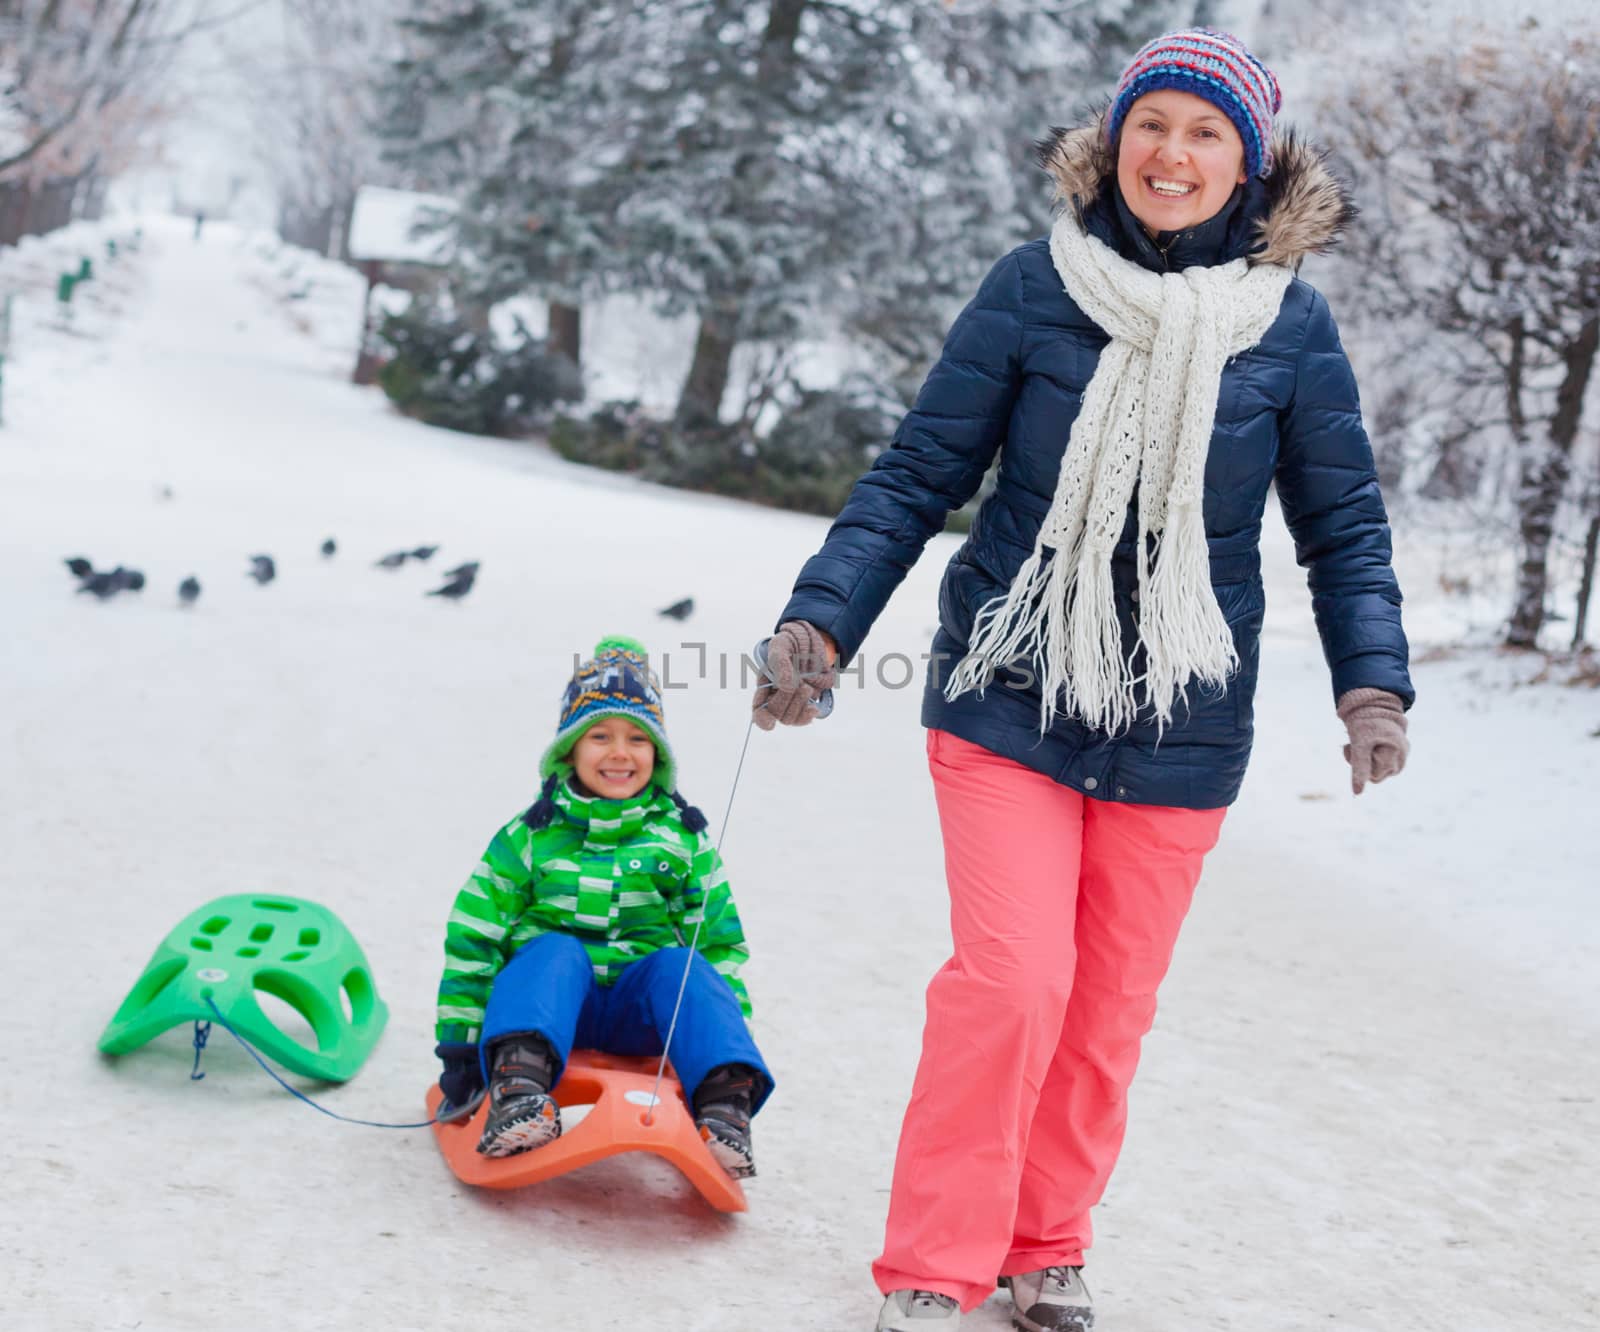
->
[875, 1290, 961, 1329]
[477, 1034, 560, 1158]
[691, 1062, 759, 1179]
[1001, 1267, 1094, 1331]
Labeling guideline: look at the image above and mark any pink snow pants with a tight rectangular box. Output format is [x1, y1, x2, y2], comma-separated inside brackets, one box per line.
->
[872, 729, 1227, 1311]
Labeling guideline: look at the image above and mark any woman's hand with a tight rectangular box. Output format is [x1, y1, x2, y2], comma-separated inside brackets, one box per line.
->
[1336, 688, 1409, 794]
[752, 620, 839, 730]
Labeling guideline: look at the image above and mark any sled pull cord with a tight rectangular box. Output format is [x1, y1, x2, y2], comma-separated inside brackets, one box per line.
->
[196, 995, 444, 1129]
[645, 717, 756, 1126]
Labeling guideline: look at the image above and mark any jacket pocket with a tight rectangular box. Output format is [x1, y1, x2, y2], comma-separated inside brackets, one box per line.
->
[1220, 580, 1267, 729]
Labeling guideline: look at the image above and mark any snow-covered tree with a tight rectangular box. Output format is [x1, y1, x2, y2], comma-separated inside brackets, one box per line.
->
[1318, 24, 1600, 648]
[848, 0, 1190, 399]
[0, 0, 191, 241]
[596, 1, 1181, 428]
[571, 1, 917, 429]
[377, 1, 647, 367]
[228, 0, 419, 259]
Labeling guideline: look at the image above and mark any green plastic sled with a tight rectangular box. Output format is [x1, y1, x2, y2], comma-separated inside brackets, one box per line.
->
[98, 893, 387, 1083]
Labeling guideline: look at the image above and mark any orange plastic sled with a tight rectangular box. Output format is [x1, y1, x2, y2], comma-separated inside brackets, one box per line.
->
[426, 1050, 748, 1213]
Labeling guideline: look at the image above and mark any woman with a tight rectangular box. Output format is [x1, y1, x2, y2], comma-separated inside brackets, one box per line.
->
[753, 28, 1413, 1332]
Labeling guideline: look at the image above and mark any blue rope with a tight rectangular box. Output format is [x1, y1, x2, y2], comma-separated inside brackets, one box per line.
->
[189, 1021, 211, 1080]
[199, 995, 442, 1129]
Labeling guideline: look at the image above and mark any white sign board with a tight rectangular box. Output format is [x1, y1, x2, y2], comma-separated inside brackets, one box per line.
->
[348, 185, 457, 266]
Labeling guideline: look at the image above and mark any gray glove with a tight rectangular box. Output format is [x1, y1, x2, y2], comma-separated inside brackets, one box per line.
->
[752, 620, 838, 731]
[1336, 688, 1409, 795]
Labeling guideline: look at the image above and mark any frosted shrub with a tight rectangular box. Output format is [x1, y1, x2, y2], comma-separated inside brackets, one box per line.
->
[377, 305, 581, 436]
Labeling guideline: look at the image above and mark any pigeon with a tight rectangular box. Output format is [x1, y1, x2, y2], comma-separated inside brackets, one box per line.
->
[248, 554, 276, 585]
[64, 556, 94, 578]
[178, 576, 201, 606]
[320, 538, 337, 558]
[442, 560, 480, 579]
[657, 597, 695, 621]
[77, 567, 128, 599]
[427, 568, 476, 601]
[374, 550, 409, 569]
[409, 545, 439, 561]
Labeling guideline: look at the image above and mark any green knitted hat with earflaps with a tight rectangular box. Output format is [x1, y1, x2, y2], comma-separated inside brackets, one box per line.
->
[537, 635, 676, 793]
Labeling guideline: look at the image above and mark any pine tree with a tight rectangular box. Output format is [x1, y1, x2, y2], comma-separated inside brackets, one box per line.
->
[377, 1, 1190, 440]
[379, 1, 647, 368]
[572, 0, 925, 430]
[845, 1, 1191, 396]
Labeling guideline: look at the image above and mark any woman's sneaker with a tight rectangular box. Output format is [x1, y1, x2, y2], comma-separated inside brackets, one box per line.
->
[1002, 1267, 1093, 1331]
[477, 1035, 561, 1158]
[876, 1290, 961, 1329]
[692, 1063, 760, 1179]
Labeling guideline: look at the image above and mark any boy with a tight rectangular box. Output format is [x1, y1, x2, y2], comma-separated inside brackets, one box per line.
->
[433, 636, 772, 1177]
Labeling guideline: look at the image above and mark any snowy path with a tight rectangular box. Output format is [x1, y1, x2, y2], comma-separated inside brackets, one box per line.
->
[1, 217, 1595, 1332]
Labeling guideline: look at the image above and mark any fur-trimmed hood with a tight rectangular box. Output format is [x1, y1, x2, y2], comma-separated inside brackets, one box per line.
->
[1035, 111, 1356, 270]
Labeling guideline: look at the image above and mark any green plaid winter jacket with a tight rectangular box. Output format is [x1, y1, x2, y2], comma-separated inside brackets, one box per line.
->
[435, 779, 751, 1044]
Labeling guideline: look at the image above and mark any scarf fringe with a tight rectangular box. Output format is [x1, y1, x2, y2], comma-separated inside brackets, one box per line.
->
[1140, 509, 1239, 729]
[944, 547, 1053, 701]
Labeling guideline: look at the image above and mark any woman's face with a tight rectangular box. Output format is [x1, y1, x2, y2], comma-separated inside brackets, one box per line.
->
[1116, 90, 1248, 236]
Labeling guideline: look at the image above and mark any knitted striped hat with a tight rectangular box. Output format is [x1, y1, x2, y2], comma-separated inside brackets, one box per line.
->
[1107, 28, 1282, 179]
[539, 635, 676, 792]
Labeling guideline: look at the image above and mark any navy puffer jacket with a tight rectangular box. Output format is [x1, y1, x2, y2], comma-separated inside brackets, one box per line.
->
[779, 123, 1413, 809]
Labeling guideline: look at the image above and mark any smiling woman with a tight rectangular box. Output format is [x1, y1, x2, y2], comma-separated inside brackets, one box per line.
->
[755, 22, 1415, 1332]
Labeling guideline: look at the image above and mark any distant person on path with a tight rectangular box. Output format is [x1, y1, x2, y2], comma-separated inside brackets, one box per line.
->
[433, 636, 772, 1178]
[193, 209, 205, 240]
[753, 27, 1413, 1332]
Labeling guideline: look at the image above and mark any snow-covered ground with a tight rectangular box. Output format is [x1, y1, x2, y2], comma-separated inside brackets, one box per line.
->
[1, 215, 1595, 1332]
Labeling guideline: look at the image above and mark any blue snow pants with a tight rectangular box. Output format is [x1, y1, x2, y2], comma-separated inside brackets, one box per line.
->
[480, 932, 773, 1112]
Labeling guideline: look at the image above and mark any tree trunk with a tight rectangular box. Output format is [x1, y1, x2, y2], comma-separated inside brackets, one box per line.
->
[46, 178, 73, 231]
[1507, 315, 1600, 648]
[1574, 508, 1600, 650]
[328, 191, 356, 262]
[460, 295, 493, 337]
[0, 182, 26, 246]
[352, 264, 383, 386]
[1509, 443, 1574, 647]
[671, 0, 806, 429]
[18, 180, 43, 238]
[1418, 417, 1488, 501]
[676, 308, 738, 431]
[308, 204, 336, 257]
[759, 0, 806, 80]
[79, 174, 107, 220]
[548, 302, 581, 369]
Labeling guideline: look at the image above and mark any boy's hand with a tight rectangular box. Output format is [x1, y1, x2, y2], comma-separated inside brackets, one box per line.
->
[435, 1041, 485, 1121]
[753, 621, 838, 730]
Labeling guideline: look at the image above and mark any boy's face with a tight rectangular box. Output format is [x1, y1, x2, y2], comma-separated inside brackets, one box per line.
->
[570, 718, 657, 799]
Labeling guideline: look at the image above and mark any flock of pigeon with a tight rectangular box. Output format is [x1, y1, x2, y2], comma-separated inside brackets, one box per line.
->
[62, 538, 481, 608]
[61, 545, 698, 621]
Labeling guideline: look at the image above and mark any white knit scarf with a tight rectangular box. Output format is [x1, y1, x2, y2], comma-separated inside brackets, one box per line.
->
[944, 215, 1293, 734]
